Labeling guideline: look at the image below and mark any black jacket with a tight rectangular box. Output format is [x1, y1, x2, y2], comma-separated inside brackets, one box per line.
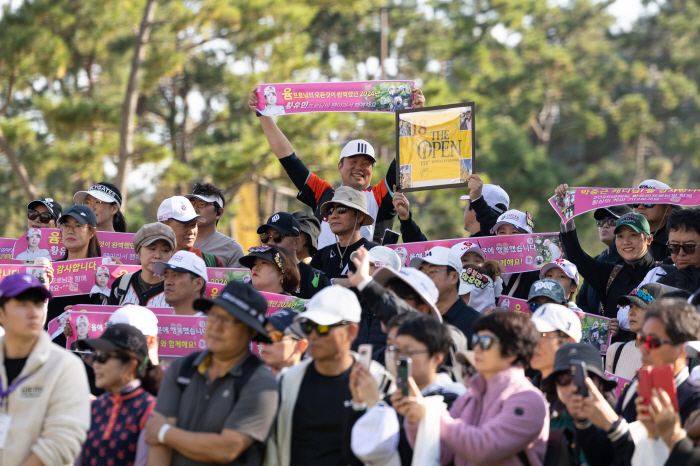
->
[560, 228, 658, 318]
[649, 222, 672, 262]
[471, 195, 500, 237]
[657, 264, 700, 293]
[665, 437, 700, 466]
[352, 303, 388, 356]
[398, 212, 427, 243]
[576, 245, 624, 315]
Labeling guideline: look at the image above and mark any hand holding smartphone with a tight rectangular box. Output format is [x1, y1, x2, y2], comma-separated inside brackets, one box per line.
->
[636, 365, 679, 412]
[570, 360, 589, 398]
[358, 344, 373, 369]
[397, 357, 412, 397]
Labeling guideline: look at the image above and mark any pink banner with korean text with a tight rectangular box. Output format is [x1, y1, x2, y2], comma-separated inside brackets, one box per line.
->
[386, 233, 563, 273]
[605, 371, 633, 399]
[498, 297, 613, 354]
[205, 283, 308, 315]
[206, 268, 251, 285]
[549, 187, 700, 223]
[255, 81, 415, 116]
[48, 259, 140, 296]
[11, 228, 138, 264]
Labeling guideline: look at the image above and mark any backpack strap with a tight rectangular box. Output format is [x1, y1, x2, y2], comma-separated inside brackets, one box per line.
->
[612, 342, 625, 374]
[116, 272, 135, 305]
[202, 252, 218, 268]
[233, 355, 265, 403]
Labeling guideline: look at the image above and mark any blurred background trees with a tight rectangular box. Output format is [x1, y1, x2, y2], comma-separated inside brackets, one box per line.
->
[0, 0, 697, 253]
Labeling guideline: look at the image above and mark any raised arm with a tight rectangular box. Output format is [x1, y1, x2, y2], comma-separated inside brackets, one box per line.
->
[249, 89, 294, 160]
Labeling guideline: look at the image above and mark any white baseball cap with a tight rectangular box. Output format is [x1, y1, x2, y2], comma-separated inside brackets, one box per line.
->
[152, 250, 208, 281]
[96, 266, 109, 275]
[638, 179, 671, 190]
[157, 196, 205, 224]
[450, 241, 485, 262]
[460, 184, 510, 214]
[184, 193, 224, 209]
[530, 303, 582, 342]
[27, 228, 42, 238]
[372, 267, 441, 322]
[340, 139, 376, 162]
[540, 258, 580, 286]
[294, 285, 361, 325]
[263, 85, 276, 96]
[490, 210, 533, 235]
[108, 306, 159, 337]
[350, 246, 402, 272]
[409, 246, 462, 274]
[76, 314, 90, 326]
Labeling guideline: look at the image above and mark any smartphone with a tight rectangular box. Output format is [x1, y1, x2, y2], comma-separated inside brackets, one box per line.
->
[382, 229, 400, 245]
[397, 357, 412, 397]
[358, 344, 373, 369]
[636, 367, 653, 407]
[651, 365, 680, 412]
[570, 359, 589, 397]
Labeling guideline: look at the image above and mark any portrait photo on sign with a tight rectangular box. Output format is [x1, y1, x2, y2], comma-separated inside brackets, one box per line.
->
[395, 102, 475, 192]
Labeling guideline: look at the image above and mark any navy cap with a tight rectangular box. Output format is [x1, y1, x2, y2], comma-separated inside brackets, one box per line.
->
[0, 273, 52, 300]
[28, 198, 63, 221]
[59, 205, 98, 227]
[267, 309, 305, 339]
[257, 212, 300, 237]
[594, 205, 632, 221]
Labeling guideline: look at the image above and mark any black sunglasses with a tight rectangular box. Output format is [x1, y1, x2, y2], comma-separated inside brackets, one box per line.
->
[91, 351, 129, 364]
[260, 233, 288, 244]
[471, 334, 500, 351]
[667, 242, 698, 255]
[630, 203, 655, 209]
[299, 319, 350, 336]
[28, 210, 54, 224]
[326, 205, 351, 216]
[596, 218, 617, 228]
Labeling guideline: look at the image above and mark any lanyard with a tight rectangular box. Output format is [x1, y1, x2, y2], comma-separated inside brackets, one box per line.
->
[0, 375, 30, 407]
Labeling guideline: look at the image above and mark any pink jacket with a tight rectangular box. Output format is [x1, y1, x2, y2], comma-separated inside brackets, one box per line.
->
[405, 365, 549, 466]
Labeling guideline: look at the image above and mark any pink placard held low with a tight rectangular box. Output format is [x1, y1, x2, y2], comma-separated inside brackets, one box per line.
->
[255, 81, 415, 116]
[12, 229, 138, 264]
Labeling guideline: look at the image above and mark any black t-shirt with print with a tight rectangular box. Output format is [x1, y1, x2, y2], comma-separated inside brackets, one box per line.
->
[310, 238, 379, 279]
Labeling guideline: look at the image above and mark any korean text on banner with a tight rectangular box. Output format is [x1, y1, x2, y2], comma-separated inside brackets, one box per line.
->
[255, 81, 414, 116]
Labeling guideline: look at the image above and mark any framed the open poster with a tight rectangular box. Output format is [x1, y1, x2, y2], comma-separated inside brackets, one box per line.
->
[395, 102, 475, 192]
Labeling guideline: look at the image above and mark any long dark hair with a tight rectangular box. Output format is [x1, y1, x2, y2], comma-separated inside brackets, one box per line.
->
[112, 207, 128, 233]
[59, 225, 102, 261]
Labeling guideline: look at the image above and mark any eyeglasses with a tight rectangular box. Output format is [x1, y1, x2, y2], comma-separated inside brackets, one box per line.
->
[667, 242, 698, 255]
[28, 210, 54, 224]
[631, 203, 655, 209]
[260, 233, 289, 244]
[91, 351, 127, 365]
[471, 334, 500, 351]
[540, 332, 563, 341]
[426, 267, 450, 278]
[596, 218, 617, 228]
[555, 372, 573, 386]
[326, 205, 351, 216]
[190, 199, 215, 210]
[59, 223, 89, 231]
[206, 313, 239, 329]
[637, 334, 681, 350]
[387, 345, 430, 359]
[82, 199, 104, 208]
[528, 302, 541, 313]
[299, 319, 350, 336]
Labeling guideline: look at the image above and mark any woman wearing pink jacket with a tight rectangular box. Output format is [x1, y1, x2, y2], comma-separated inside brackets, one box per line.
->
[394, 311, 549, 466]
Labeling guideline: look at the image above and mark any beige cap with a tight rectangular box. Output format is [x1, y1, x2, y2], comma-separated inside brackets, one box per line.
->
[319, 186, 374, 226]
[133, 222, 176, 253]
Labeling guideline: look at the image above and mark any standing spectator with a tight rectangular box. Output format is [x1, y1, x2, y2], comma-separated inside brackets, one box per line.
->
[529, 303, 581, 383]
[249, 89, 426, 247]
[239, 245, 300, 295]
[395, 311, 548, 466]
[576, 205, 630, 314]
[257, 212, 330, 299]
[108, 223, 176, 307]
[410, 246, 480, 343]
[0, 273, 90, 465]
[186, 182, 245, 268]
[460, 177, 510, 238]
[311, 186, 379, 281]
[490, 209, 540, 299]
[74, 182, 128, 232]
[76, 324, 160, 466]
[27, 197, 62, 230]
[153, 251, 208, 316]
[264, 286, 387, 466]
[157, 196, 223, 267]
[258, 309, 308, 377]
[292, 212, 322, 264]
[634, 179, 680, 261]
[145, 281, 278, 465]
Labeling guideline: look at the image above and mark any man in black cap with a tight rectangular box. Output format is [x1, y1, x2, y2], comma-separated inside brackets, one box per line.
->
[258, 211, 330, 299]
[27, 197, 62, 230]
[145, 281, 278, 466]
[576, 205, 631, 315]
[292, 212, 321, 264]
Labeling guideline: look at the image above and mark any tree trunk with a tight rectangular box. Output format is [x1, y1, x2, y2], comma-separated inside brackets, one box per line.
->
[115, 0, 158, 207]
[0, 126, 38, 200]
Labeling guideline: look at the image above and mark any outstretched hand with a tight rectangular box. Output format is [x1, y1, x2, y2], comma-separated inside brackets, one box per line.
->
[347, 246, 372, 289]
[248, 89, 259, 112]
[393, 185, 410, 220]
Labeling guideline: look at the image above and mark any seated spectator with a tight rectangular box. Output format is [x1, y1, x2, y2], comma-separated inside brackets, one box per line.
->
[410, 246, 480, 343]
[153, 251, 208, 316]
[540, 258, 581, 311]
[76, 324, 161, 465]
[27, 197, 62, 230]
[458, 265, 497, 313]
[633, 179, 680, 261]
[527, 279, 569, 312]
[312, 186, 379, 282]
[258, 309, 308, 377]
[109, 222, 175, 307]
[145, 281, 278, 465]
[157, 196, 223, 267]
[292, 211, 322, 264]
[107, 305, 161, 367]
[74, 182, 128, 232]
[396, 311, 548, 466]
[490, 209, 540, 299]
[239, 244, 300, 295]
[576, 205, 630, 314]
[529, 303, 582, 383]
[461, 177, 510, 238]
[605, 284, 669, 380]
[15, 228, 51, 262]
[347, 315, 466, 466]
[186, 182, 245, 267]
[257, 212, 330, 299]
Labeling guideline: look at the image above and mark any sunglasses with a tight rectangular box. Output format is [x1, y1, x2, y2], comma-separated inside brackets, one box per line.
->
[260, 233, 288, 244]
[326, 205, 351, 216]
[667, 242, 698, 255]
[528, 302, 541, 313]
[637, 334, 681, 350]
[555, 372, 573, 387]
[91, 351, 128, 365]
[471, 334, 500, 351]
[596, 218, 617, 228]
[631, 203, 655, 209]
[299, 319, 350, 336]
[267, 330, 299, 343]
[28, 210, 54, 224]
